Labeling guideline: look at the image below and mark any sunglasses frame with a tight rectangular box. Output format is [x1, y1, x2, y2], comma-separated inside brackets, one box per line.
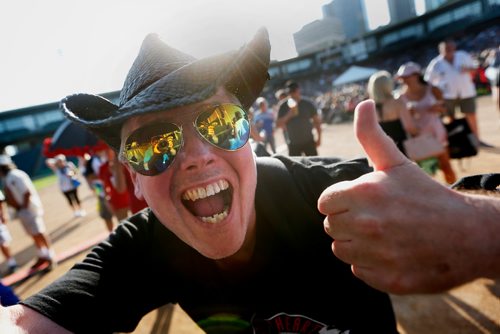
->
[121, 103, 251, 176]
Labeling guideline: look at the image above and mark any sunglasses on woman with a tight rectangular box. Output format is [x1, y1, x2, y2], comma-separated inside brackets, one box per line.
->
[122, 103, 251, 176]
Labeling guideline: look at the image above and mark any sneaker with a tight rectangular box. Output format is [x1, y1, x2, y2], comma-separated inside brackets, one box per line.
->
[74, 210, 87, 217]
[7, 263, 18, 275]
[29, 258, 53, 271]
[479, 141, 495, 148]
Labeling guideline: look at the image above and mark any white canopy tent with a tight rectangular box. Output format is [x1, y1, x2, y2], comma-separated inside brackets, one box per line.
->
[333, 65, 379, 87]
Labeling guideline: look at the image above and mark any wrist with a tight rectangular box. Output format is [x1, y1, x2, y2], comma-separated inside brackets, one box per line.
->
[459, 193, 500, 280]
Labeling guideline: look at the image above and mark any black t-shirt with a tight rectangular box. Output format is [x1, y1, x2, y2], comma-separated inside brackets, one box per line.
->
[278, 98, 318, 145]
[21, 156, 398, 334]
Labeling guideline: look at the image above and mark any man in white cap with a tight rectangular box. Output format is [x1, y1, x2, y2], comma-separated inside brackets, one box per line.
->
[0, 155, 55, 271]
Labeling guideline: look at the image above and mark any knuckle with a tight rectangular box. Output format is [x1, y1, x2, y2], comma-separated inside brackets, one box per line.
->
[357, 214, 383, 238]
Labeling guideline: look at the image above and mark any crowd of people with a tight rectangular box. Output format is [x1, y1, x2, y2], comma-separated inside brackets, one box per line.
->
[0, 144, 150, 281]
[247, 30, 499, 183]
[274, 24, 500, 119]
[0, 22, 498, 333]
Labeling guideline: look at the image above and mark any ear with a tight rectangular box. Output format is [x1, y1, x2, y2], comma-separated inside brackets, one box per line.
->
[123, 163, 145, 201]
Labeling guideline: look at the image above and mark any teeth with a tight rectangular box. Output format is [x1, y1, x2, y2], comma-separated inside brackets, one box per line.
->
[182, 179, 229, 201]
[200, 207, 229, 224]
[206, 184, 215, 197]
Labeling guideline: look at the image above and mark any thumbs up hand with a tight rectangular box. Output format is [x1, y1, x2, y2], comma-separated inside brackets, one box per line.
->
[318, 100, 477, 294]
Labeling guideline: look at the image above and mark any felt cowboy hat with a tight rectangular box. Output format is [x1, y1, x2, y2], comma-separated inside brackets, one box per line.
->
[61, 27, 271, 152]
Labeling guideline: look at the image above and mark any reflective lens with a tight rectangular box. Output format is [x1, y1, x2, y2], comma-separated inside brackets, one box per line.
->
[124, 122, 182, 176]
[195, 104, 250, 151]
[123, 104, 250, 176]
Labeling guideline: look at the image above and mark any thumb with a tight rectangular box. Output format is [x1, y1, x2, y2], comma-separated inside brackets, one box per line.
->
[354, 99, 407, 171]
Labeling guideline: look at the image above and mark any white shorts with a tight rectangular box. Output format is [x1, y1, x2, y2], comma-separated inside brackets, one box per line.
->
[0, 224, 13, 245]
[17, 209, 46, 235]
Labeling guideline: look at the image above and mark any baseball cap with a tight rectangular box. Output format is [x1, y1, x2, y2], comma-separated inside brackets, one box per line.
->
[256, 97, 267, 105]
[0, 155, 13, 166]
[396, 62, 422, 78]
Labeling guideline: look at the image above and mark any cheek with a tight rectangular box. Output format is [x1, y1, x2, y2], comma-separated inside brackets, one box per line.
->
[133, 181, 144, 201]
[235, 146, 257, 197]
[137, 175, 173, 208]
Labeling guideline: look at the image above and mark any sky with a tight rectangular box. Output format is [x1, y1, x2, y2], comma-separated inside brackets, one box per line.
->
[0, 0, 409, 111]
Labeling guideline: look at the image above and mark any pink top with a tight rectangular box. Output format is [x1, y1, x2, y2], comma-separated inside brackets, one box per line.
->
[400, 86, 448, 145]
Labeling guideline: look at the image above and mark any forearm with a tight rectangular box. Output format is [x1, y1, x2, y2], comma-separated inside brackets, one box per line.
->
[111, 163, 127, 193]
[22, 193, 30, 209]
[459, 192, 500, 280]
[314, 123, 322, 142]
[0, 305, 71, 333]
[400, 113, 419, 136]
[276, 116, 289, 129]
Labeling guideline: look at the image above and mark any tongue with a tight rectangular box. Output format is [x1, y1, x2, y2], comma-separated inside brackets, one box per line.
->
[185, 193, 225, 217]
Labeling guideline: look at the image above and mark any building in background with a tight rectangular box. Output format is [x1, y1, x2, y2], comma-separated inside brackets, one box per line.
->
[322, 0, 368, 39]
[271, 0, 499, 92]
[293, 18, 345, 55]
[387, 0, 417, 23]
[0, 91, 120, 177]
[425, 0, 452, 12]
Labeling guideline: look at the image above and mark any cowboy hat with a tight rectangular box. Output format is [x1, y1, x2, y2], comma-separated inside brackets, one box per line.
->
[61, 27, 271, 152]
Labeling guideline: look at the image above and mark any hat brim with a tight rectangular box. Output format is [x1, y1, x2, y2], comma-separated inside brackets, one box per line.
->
[61, 28, 271, 152]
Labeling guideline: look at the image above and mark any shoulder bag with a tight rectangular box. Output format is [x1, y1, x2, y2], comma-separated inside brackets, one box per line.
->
[403, 133, 445, 162]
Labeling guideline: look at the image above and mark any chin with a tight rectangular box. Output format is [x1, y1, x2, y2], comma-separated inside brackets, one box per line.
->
[197, 243, 241, 260]
[196, 229, 247, 260]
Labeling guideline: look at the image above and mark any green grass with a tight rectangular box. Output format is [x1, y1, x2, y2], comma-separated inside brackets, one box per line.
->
[32, 174, 57, 190]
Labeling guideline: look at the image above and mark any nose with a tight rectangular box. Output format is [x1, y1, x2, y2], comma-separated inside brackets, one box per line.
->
[177, 125, 216, 171]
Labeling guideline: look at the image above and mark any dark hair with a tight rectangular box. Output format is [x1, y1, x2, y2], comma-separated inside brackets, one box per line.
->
[0, 164, 14, 175]
[418, 74, 427, 85]
[285, 80, 299, 93]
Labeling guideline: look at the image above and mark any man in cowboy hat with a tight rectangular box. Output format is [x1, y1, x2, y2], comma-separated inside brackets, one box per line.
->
[0, 29, 398, 333]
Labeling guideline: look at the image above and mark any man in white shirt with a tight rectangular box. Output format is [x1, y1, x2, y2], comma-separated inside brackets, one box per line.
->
[0, 155, 55, 271]
[425, 39, 493, 148]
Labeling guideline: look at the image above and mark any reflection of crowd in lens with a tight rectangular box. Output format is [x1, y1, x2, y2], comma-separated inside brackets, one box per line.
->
[145, 133, 179, 172]
[198, 106, 250, 150]
[125, 130, 181, 173]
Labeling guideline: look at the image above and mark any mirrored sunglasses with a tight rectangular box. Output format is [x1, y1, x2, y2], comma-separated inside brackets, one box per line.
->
[122, 104, 251, 176]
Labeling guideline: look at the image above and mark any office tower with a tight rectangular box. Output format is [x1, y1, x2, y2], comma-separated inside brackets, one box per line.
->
[387, 0, 417, 23]
[322, 0, 367, 39]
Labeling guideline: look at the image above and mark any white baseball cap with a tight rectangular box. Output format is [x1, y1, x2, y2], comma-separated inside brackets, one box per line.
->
[0, 155, 13, 166]
[256, 97, 267, 105]
[396, 62, 422, 78]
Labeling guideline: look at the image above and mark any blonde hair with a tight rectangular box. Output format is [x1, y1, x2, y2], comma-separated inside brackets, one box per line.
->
[367, 71, 394, 104]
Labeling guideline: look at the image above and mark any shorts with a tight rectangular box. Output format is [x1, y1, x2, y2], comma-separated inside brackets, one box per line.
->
[17, 209, 46, 235]
[444, 97, 476, 117]
[0, 224, 13, 245]
[98, 196, 113, 220]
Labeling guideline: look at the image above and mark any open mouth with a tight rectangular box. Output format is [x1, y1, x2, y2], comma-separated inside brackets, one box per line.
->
[181, 179, 233, 223]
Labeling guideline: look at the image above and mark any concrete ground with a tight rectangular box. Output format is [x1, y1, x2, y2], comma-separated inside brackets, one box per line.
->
[2, 95, 499, 333]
